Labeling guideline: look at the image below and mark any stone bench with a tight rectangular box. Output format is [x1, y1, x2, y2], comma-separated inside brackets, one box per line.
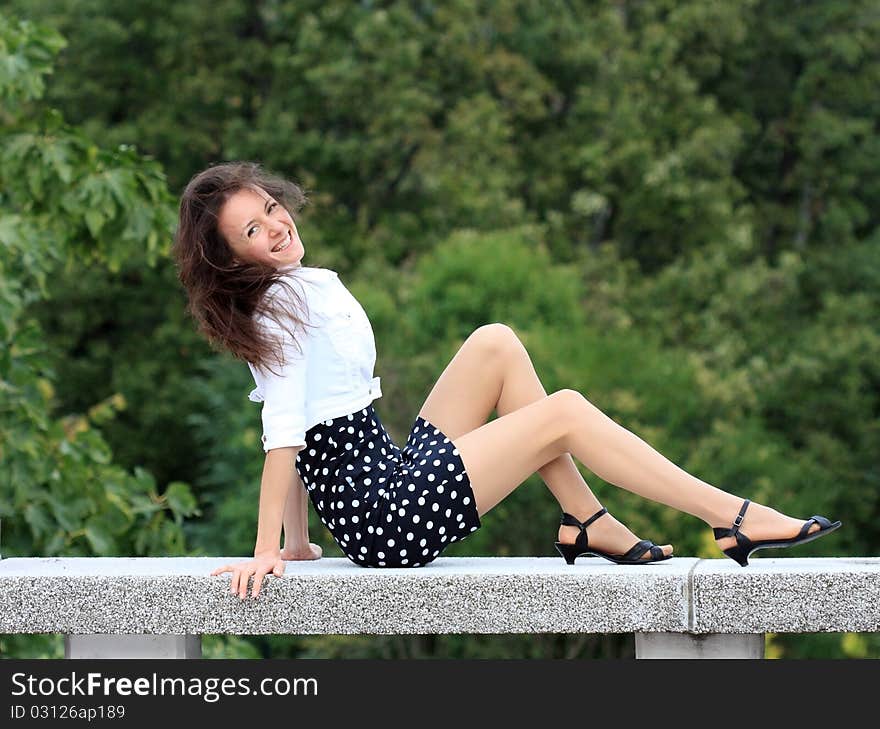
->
[1, 556, 877, 659]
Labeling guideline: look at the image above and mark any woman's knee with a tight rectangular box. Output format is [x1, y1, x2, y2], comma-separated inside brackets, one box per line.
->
[471, 322, 519, 359]
[547, 389, 587, 433]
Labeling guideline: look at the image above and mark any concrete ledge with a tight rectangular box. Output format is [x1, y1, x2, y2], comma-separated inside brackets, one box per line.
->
[691, 557, 880, 633]
[1, 556, 877, 638]
[0, 556, 695, 635]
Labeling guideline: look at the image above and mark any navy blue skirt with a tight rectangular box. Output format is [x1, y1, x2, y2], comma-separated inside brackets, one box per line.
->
[295, 404, 482, 567]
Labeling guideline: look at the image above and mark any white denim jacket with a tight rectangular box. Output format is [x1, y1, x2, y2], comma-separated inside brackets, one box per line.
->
[246, 265, 382, 452]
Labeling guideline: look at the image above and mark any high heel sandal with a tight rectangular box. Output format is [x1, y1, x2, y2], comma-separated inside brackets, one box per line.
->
[553, 507, 671, 565]
[713, 498, 842, 567]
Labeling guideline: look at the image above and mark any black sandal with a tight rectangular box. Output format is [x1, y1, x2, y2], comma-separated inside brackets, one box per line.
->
[713, 498, 842, 567]
[553, 507, 672, 565]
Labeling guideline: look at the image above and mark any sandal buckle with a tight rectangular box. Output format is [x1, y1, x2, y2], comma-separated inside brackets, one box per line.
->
[733, 513, 745, 529]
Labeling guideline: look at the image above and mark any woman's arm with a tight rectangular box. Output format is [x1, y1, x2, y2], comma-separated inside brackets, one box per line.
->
[253, 446, 302, 556]
[212, 445, 303, 599]
[278, 453, 323, 561]
[282, 467, 309, 550]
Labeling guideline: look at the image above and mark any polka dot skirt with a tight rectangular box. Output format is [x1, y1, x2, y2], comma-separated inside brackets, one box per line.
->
[295, 404, 482, 568]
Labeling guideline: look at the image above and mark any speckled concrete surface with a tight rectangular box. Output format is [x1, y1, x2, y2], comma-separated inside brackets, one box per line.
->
[0, 556, 694, 635]
[690, 557, 880, 633]
[4, 556, 876, 637]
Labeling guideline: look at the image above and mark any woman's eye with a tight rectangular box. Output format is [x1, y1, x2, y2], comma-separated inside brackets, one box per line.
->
[247, 203, 279, 237]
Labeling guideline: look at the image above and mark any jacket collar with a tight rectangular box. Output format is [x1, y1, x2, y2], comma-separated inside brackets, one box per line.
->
[279, 263, 338, 279]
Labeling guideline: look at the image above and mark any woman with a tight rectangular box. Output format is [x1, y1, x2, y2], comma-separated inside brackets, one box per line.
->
[173, 161, 841, 599]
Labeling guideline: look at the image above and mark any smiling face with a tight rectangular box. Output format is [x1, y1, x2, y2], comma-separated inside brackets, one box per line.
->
[218, 185, 304, 269]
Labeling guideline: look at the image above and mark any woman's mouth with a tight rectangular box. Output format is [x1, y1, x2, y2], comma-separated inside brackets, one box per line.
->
[272, 232, 292, 252]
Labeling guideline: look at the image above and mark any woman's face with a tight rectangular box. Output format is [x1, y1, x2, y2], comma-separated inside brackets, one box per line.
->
[218, 186, 304, 269]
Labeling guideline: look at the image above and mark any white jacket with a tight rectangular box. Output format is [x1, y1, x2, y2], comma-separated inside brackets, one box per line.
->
[246, 264, 382, 452]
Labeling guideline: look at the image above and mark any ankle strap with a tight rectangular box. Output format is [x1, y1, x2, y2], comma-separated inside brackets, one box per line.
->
[560, 507, 608, 530]
[712, 499, 750, 539]
[560, 507, 608, 551]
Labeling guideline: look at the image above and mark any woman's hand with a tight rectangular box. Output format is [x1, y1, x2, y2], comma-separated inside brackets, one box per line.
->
[280, 542, 323, 561]
[211, 550, 287, 599]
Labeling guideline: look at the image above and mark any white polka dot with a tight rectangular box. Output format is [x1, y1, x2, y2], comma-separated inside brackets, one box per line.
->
[378, 551, 385, 558]
[407, 532, 414, 540]
[431, 503, 439, 512]
[387, 538, 395, 547]
[376, 526, 383, 535]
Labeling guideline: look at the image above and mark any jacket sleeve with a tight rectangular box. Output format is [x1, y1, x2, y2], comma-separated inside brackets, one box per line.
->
[254, 312, 309, 453]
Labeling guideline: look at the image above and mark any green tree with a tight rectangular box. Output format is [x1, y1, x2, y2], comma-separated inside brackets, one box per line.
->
[0, 15, 198, 658]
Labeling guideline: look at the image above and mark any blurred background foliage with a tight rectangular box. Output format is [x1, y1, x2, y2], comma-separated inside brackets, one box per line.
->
[0, 0, 877, 659]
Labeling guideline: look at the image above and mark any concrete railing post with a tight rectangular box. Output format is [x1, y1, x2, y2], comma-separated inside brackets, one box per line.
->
[65, 634, 202, 659]
[634, 632, 765, 659]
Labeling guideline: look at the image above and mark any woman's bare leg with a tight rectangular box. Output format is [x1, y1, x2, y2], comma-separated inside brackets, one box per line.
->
[421, 325, 822, 554]
[417, 324, 671, 558]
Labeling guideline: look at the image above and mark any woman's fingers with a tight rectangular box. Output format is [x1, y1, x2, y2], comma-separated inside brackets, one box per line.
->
[211, 560, 284, 599]
[251, 569, 270, 599]
[238, 568, 253, 599]
[231, 568, 244, 596]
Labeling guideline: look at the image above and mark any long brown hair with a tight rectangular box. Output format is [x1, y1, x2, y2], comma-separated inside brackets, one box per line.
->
[172, 161, 314, 377]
